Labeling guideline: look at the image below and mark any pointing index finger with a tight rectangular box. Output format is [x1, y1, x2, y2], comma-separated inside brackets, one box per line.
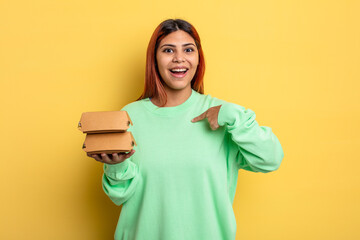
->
[191, 111, 207, 123]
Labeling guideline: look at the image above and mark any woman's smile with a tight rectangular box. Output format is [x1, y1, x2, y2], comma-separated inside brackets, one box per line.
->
[169, 66, 189, 78]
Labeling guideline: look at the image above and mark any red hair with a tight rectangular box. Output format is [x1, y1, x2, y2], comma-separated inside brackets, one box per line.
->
[136, 19, 205, 106]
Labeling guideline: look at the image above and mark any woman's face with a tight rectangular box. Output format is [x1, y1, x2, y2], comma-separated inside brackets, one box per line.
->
[156, 30, 199, 92]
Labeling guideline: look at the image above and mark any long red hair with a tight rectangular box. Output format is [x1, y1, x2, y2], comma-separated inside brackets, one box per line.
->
[136, 19, 205, 106]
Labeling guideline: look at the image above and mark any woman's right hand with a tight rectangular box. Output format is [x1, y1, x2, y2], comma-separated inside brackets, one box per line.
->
[87, 150, 135, 165]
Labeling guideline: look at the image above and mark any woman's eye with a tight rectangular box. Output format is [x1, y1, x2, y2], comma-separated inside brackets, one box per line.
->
[185, 48, 194, 52]
[163, 48, 173, 53]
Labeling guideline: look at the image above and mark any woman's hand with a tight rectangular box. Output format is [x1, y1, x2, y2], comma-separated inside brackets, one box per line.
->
[87, 150, 135, 165]
[191, 105, 222, 130]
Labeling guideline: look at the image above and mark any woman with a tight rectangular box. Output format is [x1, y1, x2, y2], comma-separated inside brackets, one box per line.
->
[88, 19, 284, 240]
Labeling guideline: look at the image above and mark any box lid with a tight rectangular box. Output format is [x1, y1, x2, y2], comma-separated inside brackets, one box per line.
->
[78, 111, 133, 133]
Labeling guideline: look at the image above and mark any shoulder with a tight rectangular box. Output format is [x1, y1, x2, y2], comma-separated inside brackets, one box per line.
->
[200, 92, 248, 112]
[199, 92, 233, 107]
[119, 99, 148, 130]
[120, 99, 146, 112]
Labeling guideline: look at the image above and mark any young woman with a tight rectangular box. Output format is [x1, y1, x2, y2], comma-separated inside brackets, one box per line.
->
[88, 19, 284, 240]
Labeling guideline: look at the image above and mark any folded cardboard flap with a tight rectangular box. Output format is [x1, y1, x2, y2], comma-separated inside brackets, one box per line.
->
[78, 111, 133, 133]
[125, 111, 133, 126]
[130, 131, 137, 146]
[83, 132, 136, 154]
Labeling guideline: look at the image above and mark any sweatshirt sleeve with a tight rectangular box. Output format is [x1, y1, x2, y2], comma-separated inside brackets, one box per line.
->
[102, 156, 140, 206]
[218, 102, 284, 173]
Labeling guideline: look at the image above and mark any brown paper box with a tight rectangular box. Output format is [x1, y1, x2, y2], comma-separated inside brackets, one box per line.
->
[78, 111, 133, 133]
[82, 132, 137, 154]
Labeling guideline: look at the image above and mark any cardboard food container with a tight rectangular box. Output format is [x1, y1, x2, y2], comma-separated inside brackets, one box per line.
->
[82, 132, 137, 154]
[78, 111, 133, 133]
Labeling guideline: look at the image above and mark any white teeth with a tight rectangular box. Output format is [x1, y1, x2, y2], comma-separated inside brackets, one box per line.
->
[171, 68, 187, 72]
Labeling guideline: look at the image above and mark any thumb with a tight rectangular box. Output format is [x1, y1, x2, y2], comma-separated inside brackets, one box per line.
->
[191, 111, 207, 123]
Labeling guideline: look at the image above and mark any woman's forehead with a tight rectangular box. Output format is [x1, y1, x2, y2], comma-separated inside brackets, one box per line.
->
[159, 30, 196, 46]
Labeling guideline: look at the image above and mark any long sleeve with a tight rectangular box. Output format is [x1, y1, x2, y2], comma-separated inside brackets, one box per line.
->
[102, 157, 140, 206]
[218, 102, 284, 173]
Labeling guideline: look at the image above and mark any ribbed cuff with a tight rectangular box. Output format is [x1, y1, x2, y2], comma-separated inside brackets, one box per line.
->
[103, 159, 129, 174]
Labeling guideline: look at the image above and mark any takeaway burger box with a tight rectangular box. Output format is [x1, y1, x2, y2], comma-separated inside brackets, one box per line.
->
[78, 111, 137, 154]
[82, 132, 137, 154]
[78, 111, 133, 133]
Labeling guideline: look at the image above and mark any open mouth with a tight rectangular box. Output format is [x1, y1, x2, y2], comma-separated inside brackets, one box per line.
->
[169, 68, 188, 78]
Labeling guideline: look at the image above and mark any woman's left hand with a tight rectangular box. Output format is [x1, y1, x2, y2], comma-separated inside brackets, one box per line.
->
[191, 105, 222, 130]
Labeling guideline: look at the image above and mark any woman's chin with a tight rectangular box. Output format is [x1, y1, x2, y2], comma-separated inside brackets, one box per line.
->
[163, 79, 191, 90]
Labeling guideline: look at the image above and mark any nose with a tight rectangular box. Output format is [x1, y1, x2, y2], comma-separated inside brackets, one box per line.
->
[172, 52, 185, 63]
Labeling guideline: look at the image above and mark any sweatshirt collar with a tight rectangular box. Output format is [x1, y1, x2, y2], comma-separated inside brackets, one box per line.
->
[143, 89, 199, 116]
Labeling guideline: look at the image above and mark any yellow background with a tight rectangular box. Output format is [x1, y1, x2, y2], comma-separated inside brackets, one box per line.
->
[1, 0, 359, 239]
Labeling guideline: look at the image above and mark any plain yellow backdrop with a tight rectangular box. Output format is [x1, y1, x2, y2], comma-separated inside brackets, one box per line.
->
[1, 0, 359, 239]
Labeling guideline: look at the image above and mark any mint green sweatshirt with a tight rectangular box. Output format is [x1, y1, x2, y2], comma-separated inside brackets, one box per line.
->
[102, 89, 284, 240]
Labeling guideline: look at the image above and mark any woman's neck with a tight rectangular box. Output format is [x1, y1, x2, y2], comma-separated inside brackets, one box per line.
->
[151, 87, 192, 107]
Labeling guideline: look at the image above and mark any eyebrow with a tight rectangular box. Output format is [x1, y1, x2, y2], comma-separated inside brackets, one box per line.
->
[159, 43, 196, 49]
